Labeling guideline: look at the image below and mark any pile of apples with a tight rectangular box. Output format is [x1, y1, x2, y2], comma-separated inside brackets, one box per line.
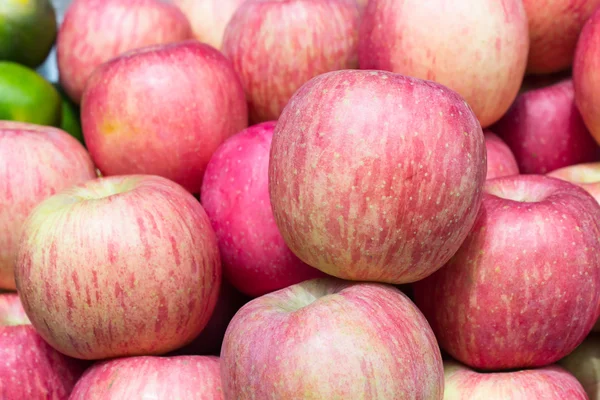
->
[5, 0, 600, 398]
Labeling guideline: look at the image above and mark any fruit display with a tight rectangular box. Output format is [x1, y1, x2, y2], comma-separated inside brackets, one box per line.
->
[3, 0, 600, 398]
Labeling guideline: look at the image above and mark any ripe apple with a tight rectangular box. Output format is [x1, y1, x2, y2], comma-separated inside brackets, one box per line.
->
[81, 40, 248, 194]
[222, 0, 359, 123]
[201, 121, 324, 297]
[574, 7, 600, 146]
[0, 293, 87, 399]
[413, 175, 600, 370]
[69, 355, 222, 399]
[358, 0, 529, 128]
[173, 0, 245, 50]
[0, 121, 97, 290]
[548, 162, 600, 203]
[491, 79, 599, 174]
[559, 334, 600, 400]
[524, 0, 600, 74]
[221, 277, 444, 399]
[57, 0, 193, 104]
[269, 69, 486, 284]
[14, 175, 221, 360]
[444, 360, 587, 399]
[484, 131, 519, 180]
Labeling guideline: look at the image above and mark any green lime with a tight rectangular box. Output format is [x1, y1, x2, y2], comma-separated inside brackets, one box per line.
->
[0, 61, 61, 126]
[0, 0, 57, 68]
[54, 83, 84, 144]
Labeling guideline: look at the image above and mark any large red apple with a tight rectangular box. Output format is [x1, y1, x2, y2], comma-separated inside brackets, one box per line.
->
[358, 0, 529, 128]
[57, 0, 193, 104]
[444, 360, 587, 399]
[81, 40, 248, 194]
[201, 121, 324, 297]
[559, 334, 600, 399]
[574, 7, 600, 145]
[548, 162, 600, 203]
[0, 293, 87, 399]
[491, 79, 599, 174]
[14, 175, 221, 360]
[413, 175, 600, 370]
[484, 131, 519, 180]
[221, 278, 444, 399]
[222, 0, 359, 123]
[524, 0, 600, 74]
[69, 355, 222, 399]
[0, 121, 96, 290]
[269, 69, 486, 284]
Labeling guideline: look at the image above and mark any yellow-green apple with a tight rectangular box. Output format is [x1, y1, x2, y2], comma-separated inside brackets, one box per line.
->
[484, 131, 519, 180]
[559, 334, 600, 399]
[574, 7, 600, 145]
[0, 121, 96, 290]
[492, 79, 599, 174]
[269, 70, 486, 284]
[548, 162, 600, 203]
[413, 175, 600, 370]
[69, 355, 222, 399]
[524, 0, 600, 74]
[173, 0, 245, 50]
[220, 278, 444, 399]
[222, 0, 360, 123]
[57, 0, 193, 104]
[14, 175, 221, 360]
[201, 121, 324, 297]
[358, 0, 529, 128]
[81, 40, 248, 194]
[444, 360, 587, 399]
[0, 293, 87, 399]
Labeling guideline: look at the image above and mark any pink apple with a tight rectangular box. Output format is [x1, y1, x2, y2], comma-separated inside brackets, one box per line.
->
[444, 360, 587, 399]
[81, 40, 248, 194]
[69, 355, 222, 399]
[0, 121, 97, 290]
[358, 0, 529, 128]
[173, 0, 245, 50]
[413, 175, 600, 370]
[269, 69, 486, 284]
[548, 162, 600, 204]
[524, 0, 600, 74]
[201, 121, 324, 297]
[221, 277, 444, 399]
[484, 131, 519, 180]
[491, 79, 599, 174]
[574, 7, 600, 145]
[222, 0, 360, 123]
[14, 175, 221, 360]
[559, 334, 600, 399]
[57, 0, 193, 104]
[0, 293, 87, 399]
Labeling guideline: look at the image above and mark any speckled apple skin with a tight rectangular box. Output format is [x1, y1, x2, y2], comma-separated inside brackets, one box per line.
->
[549, 162, 600, 205]
[484, 131, 519, 180]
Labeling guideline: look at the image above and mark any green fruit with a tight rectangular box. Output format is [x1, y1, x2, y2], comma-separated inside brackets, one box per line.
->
[0, 61, 61, 126]
[54, 83, 84, 144]
[0, 0, 57, 68]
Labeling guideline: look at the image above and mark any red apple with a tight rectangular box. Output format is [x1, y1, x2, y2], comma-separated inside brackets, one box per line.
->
[524, 0, 600, 74]
[0, 121, 97, 290]
[444, 360, 587, 399]
[81, 40, 248, 194]
[173, 0, 245, 50]
[221, 278, 444, 399]
[0, 293, 87, 399]
[69, 355, 222, 399]
[57, 0, 193, 104]
[559, 334, 600, 399]
[548, 162, 600, 204]
[269, 69, 486, 284]
[201, 121, 324, 297]
[574, 7, 600, 146]
[413, 175, 600, 370]
[222, 0, 360, 123]
[491, 79, 599, 174]
[484, 131, 519, 180]
[14, 175, 221, 360]
[358, 0, 529, 128]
